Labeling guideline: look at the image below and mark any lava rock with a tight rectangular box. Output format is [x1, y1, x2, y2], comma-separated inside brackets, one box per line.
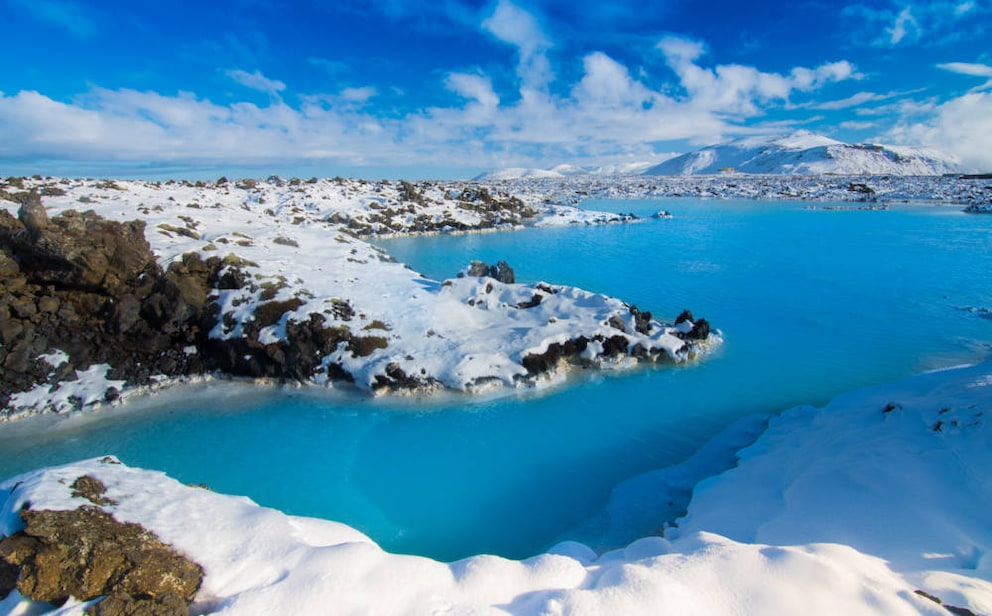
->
[463, 260, 515, 283]
[0, 500, 203, 613]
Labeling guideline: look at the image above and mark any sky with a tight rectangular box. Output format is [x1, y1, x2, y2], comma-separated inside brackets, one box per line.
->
[0, 0, 990, 179]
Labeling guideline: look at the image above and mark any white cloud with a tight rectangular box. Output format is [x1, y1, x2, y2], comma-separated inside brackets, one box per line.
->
[937, 62, 992, 93]
[338, 87, 378, 104]
[840, 120, 877, 130]
[937, 62, 992, 77]
[813, 91, 889, 110]
[888, 91, 992, 170]
[572, 52, 654, 109]
[955, 0, 977, 15]
[446, 73, 500, 108]
[481, 0, 553, 91]
[0, 32, 861, 174]
[657, 36, 856, 116]
[225, 69, 287, 96]
[846, 1, 985, 48]
[887, 6, 919, 44]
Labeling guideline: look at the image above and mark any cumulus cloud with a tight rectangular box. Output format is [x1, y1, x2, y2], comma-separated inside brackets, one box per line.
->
[656, 35, 856, 116]
[225, 69, 287, 96]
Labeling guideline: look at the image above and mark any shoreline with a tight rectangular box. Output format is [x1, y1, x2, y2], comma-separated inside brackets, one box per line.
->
[2, 359, 989, 614]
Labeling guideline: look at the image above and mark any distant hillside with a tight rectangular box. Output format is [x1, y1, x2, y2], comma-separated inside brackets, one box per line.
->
[644, 131, 966, 176]
[474, 161, 658, 181]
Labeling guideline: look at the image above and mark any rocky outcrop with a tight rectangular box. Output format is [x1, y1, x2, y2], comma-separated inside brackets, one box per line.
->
[462, 260, 516, 284]
[1, 191, 720, 411]
[0, 205, 221, 413]
[0, 484, 202, 613]
[675, 309, 711, 341]
[331, 182, 538, 236]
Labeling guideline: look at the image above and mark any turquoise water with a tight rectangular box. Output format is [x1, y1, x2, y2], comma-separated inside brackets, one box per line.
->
[1, 199, 990, 561]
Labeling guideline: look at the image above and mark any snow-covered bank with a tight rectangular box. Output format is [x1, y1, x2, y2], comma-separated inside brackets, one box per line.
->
[1, 177, 717, 419]
[2, 361, 990, 614]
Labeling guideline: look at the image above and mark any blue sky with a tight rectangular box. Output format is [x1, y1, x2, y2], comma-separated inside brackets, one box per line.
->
[1, 0, 990, 178]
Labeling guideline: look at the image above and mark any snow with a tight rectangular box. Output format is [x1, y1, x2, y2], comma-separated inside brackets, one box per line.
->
[6, 365, 124, 418]
[645, 131, 966, 176]
[2, 361, 990, 615]
[1, 177, 722, 417]
[475, 161, 661, 181]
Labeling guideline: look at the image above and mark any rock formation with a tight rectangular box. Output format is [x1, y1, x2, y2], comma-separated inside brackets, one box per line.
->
[0, 476, 202, 614]
[463, 260, 516, 284]
[0, 203, 219, 412]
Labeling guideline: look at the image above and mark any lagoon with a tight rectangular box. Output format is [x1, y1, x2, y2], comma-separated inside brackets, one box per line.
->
[1, 199, 989, 562]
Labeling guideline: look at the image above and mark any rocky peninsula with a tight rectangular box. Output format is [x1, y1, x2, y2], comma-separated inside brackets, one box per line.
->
[1, 176, 717, 418]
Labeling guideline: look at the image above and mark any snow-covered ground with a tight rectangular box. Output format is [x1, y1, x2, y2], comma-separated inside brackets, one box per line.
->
[2, 360, 989, 615]
[1, 177, 713, 418]
[494, 173, 992, 208]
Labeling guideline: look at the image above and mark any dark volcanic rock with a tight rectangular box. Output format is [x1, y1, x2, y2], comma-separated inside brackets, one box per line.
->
[14, 207, 154, 296]
[1, 203, 225, 413]
[674, 309, 694, 326]
[463, 260, 515, 284]
[0, 503, 202, 614]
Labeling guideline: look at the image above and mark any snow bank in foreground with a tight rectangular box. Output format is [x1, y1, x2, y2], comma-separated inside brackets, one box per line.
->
[3, 362, 990, 614]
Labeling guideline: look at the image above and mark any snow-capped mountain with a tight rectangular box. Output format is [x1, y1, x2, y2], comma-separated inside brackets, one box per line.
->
[475, 161, 659, 180]
[644, 131, 966, 176]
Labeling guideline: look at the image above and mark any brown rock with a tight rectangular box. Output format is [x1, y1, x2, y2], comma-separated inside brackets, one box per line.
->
[12, 209, 154, 296]
[17, 192, 48, 240]
[0, 251, 20, 277]
[0, 502, 202, 612]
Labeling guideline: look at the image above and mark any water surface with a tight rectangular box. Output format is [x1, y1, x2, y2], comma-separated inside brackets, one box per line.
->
[1, 199, 989, 561]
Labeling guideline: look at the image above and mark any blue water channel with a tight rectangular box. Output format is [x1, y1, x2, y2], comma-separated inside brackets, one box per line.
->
[1, 199, 989, 561]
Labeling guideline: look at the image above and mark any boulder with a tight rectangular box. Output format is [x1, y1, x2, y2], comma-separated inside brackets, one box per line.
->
[0, 497, 202, 613]
[12, 209, 154, 296]
[463, 260, 515, 284]
[17, 192, 48, 240]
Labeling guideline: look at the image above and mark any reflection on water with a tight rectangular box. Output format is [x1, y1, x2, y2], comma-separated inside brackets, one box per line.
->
[2, 200, 990, 561]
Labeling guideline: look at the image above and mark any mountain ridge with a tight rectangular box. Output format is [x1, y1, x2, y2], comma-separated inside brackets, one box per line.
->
[476, 131, 967, 179]
[646, 131, 966, 176]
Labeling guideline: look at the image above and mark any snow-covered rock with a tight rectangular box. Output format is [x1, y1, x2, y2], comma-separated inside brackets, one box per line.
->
[645, 130, 967, 176]
[0, 176, 718, 418]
